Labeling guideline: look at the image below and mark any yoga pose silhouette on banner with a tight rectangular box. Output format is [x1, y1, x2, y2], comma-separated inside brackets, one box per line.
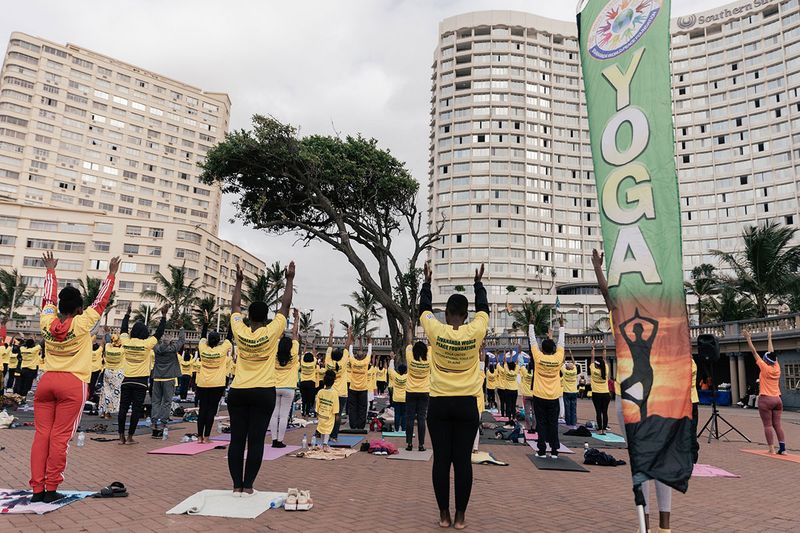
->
[619, 309, 657, 421]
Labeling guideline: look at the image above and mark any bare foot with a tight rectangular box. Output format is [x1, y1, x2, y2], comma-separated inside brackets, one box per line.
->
[453, 510, 466, 530]
[769, 445, 776, 454]
[439, 510, 452, 528]
[118, 434, 126, 445]
[126, 437, 138, 445]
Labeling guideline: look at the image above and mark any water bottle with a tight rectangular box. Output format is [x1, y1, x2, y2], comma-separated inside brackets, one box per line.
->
[301, 433, 308, 449]
[162, 427, 169, 440]
[217, 420, 223, 433]
[181, 435, 190, 443]
[584, 442, 589, 452]
[76, 431, 85, 447]
[269, 495, 286, 509]
[311, 434, 317, 448]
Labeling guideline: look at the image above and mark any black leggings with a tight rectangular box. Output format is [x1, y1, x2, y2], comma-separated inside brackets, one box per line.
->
[196, 386, 226, 437]
[119, 380, 148, 436]
[592, 392, 611, 430]
[503, 390, 518, 419]
[13, 368, 37, 398]
[227, 387, 276, 489]
[299, 381, 316, 416]
[405, 392, 429, 447]
[427, 396, 479, 513]
[533, 397, 560, 455]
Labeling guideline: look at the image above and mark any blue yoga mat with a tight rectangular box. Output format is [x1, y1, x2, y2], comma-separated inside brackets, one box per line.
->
[330, 435, 364, 448]
[591, 432, 626, 443]
[381, 431, 406, 438]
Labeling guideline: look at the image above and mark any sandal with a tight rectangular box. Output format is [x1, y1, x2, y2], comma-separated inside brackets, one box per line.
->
[92, 481, 128, 498]
[285, 488, 299, 511]
[296, 490, 313, 511]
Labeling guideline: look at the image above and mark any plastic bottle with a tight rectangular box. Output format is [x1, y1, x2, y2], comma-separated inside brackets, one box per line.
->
[162, 426, 169, 440]
[311, 434, 317, 448]
[269, 495, 287, 509]
[217, 420, 223, 433]
[301, 433, 308, 449]
[76, 431, 85, 447]
[584, 442, 589, 452]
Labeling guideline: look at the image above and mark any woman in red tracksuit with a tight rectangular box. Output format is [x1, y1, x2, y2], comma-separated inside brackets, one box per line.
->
[30, 251, 119, 503]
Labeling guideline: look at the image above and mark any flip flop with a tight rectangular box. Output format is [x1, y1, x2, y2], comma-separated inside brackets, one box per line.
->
[92, 481, 128, 498]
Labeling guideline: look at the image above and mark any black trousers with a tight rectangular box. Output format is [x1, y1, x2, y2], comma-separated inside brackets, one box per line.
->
[178, 375, 190, 399]
[533, 397, 560, 455]
[299, 381, 316, 416]
[496, 389, 506, 416]
[13, 368, 37, 398]
[592, 392, 611, 430]
[486, 388, 496, 409]
[227, 387, 276, 489]
[503, 390, 518, 419]
[196, 385, 226, 437]
[331, 396, 347, 438]
[405, 392, 429, 447]
[89, 370, 101, 403]
[691, 402, 699, 464]
[119, 380, 148, 436]
[347, 388, 368, 429]
[427, 396, 479, 512]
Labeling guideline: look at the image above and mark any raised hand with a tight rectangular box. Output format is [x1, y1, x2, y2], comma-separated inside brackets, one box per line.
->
[293, 307, 300, 321]
[109, 256, 121, 276]
[126, 303, 132, 314]
[591, 249, 604, 271]
[742, 329, 751, 341]
[558, 315, 565, 327]
[42, 251, 58, 270]
[161, 303, 171, 316]
[474, 263, 485, 283]
[423, 262, 432, 284]
[235, 263, 244, 283]
[285, 261, 296, 281]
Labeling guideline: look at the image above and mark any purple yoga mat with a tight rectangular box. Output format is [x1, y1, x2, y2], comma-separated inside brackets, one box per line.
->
[692, 464, 740, 478]
[210, 434, 231, 442]
[526, 440, 574, 454]
[148, 442, 225, 455]
[263, 445, 300, 460]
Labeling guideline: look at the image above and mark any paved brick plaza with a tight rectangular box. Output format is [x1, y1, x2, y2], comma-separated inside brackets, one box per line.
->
[0, 401, 797, 533]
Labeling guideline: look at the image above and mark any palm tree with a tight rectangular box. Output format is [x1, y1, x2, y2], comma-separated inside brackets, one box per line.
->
[713, 222, 800, 317]
[132, 303, 158, 329]
[0, 269, 34, 318]
[705, 286, 757, 323]
[243, 273, 271, 305]
[684, 264, 718, 324]
[78, 276, 116, 324]
[193, 295, 217, 330]
[509, 298, 552, 336]
[342, 284, 382, 339]
[298, 310, 322, 336]
[454, 285, 465, 293]
[141, 263, 202, 328]
[264, 261, 286, 312]
[339, 308, 378, 339]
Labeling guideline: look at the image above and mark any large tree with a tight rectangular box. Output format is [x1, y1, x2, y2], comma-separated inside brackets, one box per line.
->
[509, 298, 552, 336]
[200, 115, 443, 350]
[713, 222, 800, 317]
[0, 269, 34, 318]
[343, 284, 382, 340]
[78, 276, 116, 325]
[705, 286, 757, 323]
[141, 263, 202, 328]
[684, 263, 718, 325]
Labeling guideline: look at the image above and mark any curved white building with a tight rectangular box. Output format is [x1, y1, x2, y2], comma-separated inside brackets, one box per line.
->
[428, 0, 800, 332]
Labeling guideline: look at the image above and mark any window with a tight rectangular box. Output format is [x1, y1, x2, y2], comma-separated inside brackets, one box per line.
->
[176, 230, 201, 244]
[93, 241, 110, 252]
[123, 244, 139, 254]
[118, 281, 135, 292]
[120, 262, 137, 273]
[149, 227, 164, 238]
[125, 225, 142, 236]
[0, 235, 16, 246]
[90, 259, 108, 270]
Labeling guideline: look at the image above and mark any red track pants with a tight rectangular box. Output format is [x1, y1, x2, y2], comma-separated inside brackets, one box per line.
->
[29, 372, 87, 492]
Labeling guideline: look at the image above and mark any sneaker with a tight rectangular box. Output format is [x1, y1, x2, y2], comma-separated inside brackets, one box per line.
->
[550, 453, 559, 460]
[418, 446, 426, 452]
[535, 452, 547, 458]
[30, 491, 45, 503]
[273, 441, 287, 449]
[272, 439, 279, 447]
[406, 444, 413, 452]
[42, 491, 66, 503]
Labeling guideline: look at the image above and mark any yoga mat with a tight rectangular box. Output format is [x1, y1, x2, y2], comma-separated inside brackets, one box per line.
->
[149, 442, 226, 455]
[167, 489, 287, 518]
[387, 449, 433, 461]
[329, 435, 364, 448]
[692, 464, 740, 478]
[381, 431, 407, 438]
[526, 440, 575, 455]
[479, 436, 526, 446]
[591, 432, 626, 443]
[263, 445, 300, 461]
[210, 434, 231, 442]
[471, 451, 508, 466]
[525, 432, 538, 440]
[741, 449, 800, 463]
[0, 489, 94, 514]
[340, 428, 368, 434]
[527, 454, 588, 472]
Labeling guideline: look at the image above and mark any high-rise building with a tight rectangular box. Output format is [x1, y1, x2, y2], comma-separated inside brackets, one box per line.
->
[428, 0, 800, 332]
[0, 32, 263, 324]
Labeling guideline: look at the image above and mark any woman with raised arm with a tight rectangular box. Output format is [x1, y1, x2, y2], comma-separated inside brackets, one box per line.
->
[561, 351, 579, 429]
[99, 327, 124, 419]
[227, 261, 294, 496]
[326, 323, 353, 441]
[744, 329, 786, 454]
[347, 334, 371, 430]
[420, 262, 489, 530]
[405, 336, 431, 452]
[118, 302, 168, 445]
[32, 251, 118, 502]
[269, 308, 300, 448]
[528, 317, 565, 458]
[299, 344, 318, 418]
[590, 344, 611, 435]
[196, 315, 233, 444]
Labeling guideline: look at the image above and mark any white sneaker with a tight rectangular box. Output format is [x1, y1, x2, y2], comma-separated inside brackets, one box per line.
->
[240, 490, 257, 499]
[535, 452, 547, 458]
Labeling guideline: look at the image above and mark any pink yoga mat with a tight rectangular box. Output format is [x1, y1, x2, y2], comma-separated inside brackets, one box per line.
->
[525, 432, 538, 440]
[527, 440, 574, 454]
[148, 442, 225, 455]
[741, 449, 800, 463]
[692, 464, 740, 478]
[263, 445, 300, 461]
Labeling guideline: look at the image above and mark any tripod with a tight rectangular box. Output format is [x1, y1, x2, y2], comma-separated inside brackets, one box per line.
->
[697, 360, 750, 443]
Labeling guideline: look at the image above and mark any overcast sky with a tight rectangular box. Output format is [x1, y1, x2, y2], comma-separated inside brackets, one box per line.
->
[4, 0, 727, 332]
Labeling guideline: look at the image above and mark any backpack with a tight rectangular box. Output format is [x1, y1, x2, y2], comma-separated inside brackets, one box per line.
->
[583, 447, 626, 466]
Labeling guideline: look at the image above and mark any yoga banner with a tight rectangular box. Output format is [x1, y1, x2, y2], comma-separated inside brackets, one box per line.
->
[577, 0, 693, 491]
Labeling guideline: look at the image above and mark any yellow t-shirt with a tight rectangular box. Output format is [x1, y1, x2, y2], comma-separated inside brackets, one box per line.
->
[486, 368, 497, 390]
[300, 358, 317, 382]
[405, 345, 431, 394]
[325, 347, 350, 397]
[20, 346, 41, 370]
[316, 366, 325, 387]
[377, 366, 387, 382]
[389, 368, 407, 403]
[691, 358, 699, 404]
[191, 356, 201, 374]
[419, 310, 489, 397]
[197, 339, 232, 388]
[274, 339, 299, 388]
[1, 345, 10, 365]
[499, 363, 518, 391]
[120, 334, 157, 378]
[41, 304, 100, 383]
[315, 387, 339, 435]
[368, 365, 377, 391]
[591, 363, 610, 394]
[179, 355, 193, 375]
[532, 345, 565, 400]
[104, 345, 124, 371]
[91, 346, 103, 372]
[348, 354, 370, 391]
[561, 365, 578, 394]
[519, 365, 534, 397]
[227, 358, 236, 378]
[229, 312, 287, 389]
